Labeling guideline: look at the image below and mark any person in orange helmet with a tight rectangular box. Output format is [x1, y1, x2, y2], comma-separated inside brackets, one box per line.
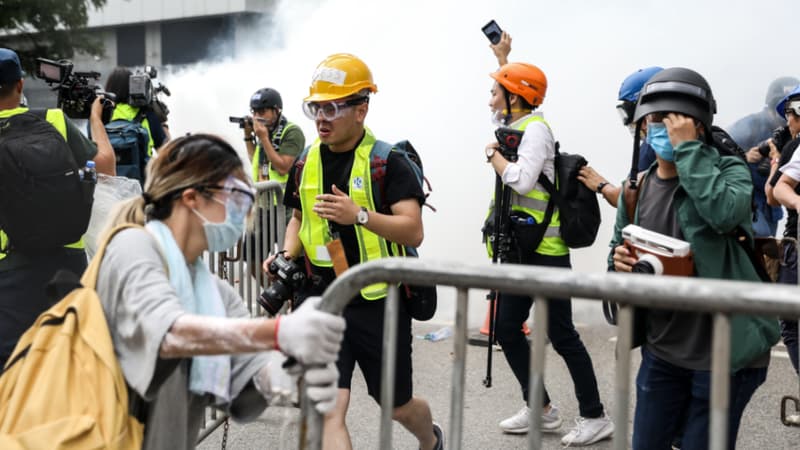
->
[483, 58, 614, 446]
[265, 53, 443, 450]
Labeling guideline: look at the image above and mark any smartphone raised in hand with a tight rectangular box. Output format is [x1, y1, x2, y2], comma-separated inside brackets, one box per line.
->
[482, 20, 502, 45]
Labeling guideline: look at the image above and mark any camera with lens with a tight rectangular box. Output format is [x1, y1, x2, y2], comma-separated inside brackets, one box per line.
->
[495, 127, 523, 162]
[257, 254, 308, 316]
[756, 126, 792, 175]
[35, 57, 115, 122]
[229, 116, 254, 129]
[129, 65, 171, 122]
[622, 224, 694, 276]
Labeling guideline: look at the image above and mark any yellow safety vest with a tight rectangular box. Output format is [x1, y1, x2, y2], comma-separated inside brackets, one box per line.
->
[297, 129, 391, 300]
[0, 107, 85, 260]
[110, 103, 154, 156]
[250, 122, 297, 184]
[486, 115, 568, 257]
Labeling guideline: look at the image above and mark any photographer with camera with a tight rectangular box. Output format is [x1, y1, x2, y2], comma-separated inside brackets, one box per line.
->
[242, 87, 305, 185]
[765, 85, 800, 374]
[484, 62, 613, 446]
[610, 68, 777, 450]
[0, 48, 115, 368]
[264, 53, 443, 450]
[728, 76, 800, 237]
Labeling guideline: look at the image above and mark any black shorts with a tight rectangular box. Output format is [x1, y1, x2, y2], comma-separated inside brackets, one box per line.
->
[337, 298, 413, 407]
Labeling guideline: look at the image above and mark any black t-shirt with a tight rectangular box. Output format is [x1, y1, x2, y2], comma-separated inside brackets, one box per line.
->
[283, 133, 424, 296]
[769, 138, 800, 239]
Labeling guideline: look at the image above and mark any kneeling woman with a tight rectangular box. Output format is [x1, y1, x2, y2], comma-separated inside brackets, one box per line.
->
[97, 134, 345, 448]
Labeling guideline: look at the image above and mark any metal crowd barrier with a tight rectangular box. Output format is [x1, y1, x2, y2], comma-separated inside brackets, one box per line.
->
[197, 181, 286, 445]
[297, 257, 800, 450]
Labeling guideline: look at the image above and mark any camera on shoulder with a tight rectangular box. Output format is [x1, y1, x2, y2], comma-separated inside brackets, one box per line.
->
[622, 224, 694, 276]
[35, 58, 115, 122]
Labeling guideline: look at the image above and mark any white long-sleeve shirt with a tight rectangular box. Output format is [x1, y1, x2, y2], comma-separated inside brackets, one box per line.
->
[500, 111, 556, 196]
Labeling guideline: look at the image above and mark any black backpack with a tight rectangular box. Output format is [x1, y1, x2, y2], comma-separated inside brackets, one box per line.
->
[0, 110, 94, 251]
[537, 143, 602, 248]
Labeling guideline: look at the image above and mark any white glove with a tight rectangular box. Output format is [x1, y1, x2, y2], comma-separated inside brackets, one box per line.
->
[276, 296, 346, 365]
[305, 363, 340, 414]
[253, 351, 299, 406]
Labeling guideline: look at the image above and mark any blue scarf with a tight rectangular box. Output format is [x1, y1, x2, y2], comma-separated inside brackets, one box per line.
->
[146, 220, 231, 403]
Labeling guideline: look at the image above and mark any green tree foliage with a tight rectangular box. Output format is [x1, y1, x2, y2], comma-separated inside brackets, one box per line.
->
[0, 0, 107, 73]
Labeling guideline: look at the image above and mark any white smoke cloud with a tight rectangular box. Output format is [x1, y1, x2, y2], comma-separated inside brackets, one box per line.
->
[161, 0, 797, 325]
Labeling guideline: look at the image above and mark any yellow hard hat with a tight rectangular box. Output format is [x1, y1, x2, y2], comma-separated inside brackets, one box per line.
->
[304, 53, 378, 102]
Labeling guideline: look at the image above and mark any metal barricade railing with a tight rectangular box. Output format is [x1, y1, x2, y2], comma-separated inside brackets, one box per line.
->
[297, 257, 800, 450]
[197, 181, 286, 445]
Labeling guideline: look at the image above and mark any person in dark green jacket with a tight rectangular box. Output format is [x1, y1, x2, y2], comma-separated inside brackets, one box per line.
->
[608, 67, 778, 450]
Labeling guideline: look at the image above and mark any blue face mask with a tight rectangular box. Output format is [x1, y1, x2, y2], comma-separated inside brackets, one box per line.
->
[193, 196, 250, 253]
[646, 123, 675, 162]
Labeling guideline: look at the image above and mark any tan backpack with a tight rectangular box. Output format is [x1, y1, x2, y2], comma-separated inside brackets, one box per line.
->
[0, 224, 144, 449]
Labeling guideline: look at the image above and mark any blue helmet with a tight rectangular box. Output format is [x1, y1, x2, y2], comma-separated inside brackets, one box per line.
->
[618, 66, 664, 102]
[776, 84, 800, 120]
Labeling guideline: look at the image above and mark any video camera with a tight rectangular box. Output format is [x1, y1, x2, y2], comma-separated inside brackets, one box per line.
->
[35, 58, 115, 122]
[622, 224, 694, 276]
[257, 254, 308, 316]
[129, 65, 171, 122]
[495, 127, 523, 162]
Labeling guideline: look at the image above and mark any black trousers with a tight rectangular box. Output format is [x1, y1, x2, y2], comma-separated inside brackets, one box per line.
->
[495, 252, 605, 418]
[0, 250, 87, 368]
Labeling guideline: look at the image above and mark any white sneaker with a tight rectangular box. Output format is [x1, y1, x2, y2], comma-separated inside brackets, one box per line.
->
[499, 405, 562, 434]
[560, 413, 614, 447]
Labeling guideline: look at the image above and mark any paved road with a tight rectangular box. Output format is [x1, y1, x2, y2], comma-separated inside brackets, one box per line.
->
[199, 305, 800, 449]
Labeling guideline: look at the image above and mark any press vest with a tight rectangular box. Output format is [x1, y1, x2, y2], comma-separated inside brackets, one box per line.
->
[297, 129, 390, 300]
[250, 122, 298, 184]
[486, 115, 568, 257]
[0, 107, 85, 260]
[110, 104, 154, 156]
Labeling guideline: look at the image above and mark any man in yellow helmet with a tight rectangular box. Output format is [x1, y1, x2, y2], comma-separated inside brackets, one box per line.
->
[0, 48, 115, 368]
[266, 53, 443, 450]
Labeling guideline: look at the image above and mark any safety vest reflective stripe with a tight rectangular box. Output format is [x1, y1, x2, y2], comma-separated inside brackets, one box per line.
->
[297, 129, 389, 300]
[0, 108, 84, 259]
[486, 114, 567, 257]
[251, 122, 297, 185]
[110, 104, 154, 156]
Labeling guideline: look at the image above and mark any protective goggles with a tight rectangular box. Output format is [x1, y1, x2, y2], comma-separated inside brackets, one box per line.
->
[199, 177, 256, 218]
[302, 96, 368, 121]
[616, 101, 636, 125]
[785, 100, 800, 117]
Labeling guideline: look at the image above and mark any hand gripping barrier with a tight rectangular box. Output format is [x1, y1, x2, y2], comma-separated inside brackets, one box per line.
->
[298, 257, 800, 450]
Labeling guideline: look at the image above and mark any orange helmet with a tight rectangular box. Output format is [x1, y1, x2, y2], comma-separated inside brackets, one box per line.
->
[490, 63, 547, 106]
[304, 53, 378, 102]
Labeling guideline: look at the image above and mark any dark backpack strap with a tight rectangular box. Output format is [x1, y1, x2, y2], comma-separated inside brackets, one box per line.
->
[370, 140, 394, 213]
[732, 227, 772, 282]
[621, 172, 646, 223]
[293, 145, 311, 195]
[535, 173, 559, 227]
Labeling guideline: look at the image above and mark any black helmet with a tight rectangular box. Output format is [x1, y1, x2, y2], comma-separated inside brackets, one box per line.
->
[765, 76, 800, 110]
[250, 87, 282, 110]
[633, 67, 716, 130]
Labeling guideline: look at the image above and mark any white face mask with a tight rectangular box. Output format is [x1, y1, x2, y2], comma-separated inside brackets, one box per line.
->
[491, 109, 507, 127]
